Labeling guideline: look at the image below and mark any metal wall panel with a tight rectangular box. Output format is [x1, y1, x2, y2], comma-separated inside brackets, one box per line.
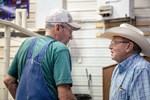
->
[67, 0, 150, 100]
[135, 0, 150, 8]
[68, 1, 111, 99]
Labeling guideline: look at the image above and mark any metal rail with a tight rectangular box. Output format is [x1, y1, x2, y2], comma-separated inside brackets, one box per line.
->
[0, 20, 42, 100]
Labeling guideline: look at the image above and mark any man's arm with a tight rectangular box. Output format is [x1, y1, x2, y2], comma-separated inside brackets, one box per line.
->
[57, 84, 77, 100]
[3, 74, 18, 99]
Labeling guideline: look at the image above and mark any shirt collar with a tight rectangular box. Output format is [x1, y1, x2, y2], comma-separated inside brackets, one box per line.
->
[118, 54, 138, 73]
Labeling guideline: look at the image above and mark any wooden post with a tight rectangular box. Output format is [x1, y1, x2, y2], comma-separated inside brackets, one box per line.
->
[3, 26, 11, 100]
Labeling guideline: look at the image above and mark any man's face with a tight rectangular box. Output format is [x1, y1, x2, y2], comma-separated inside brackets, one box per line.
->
[109, 36, 130, 63]
[56, 24, 73, 45]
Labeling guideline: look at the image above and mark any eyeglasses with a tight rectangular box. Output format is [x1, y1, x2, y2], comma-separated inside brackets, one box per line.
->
[60, 24, 72, 33]
[48, 22, 73, 32]
[110, 40, 129, 45]
[61, 24, 72, 31]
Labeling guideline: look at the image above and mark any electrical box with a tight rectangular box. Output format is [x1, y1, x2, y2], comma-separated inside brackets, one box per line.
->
[97, 0, 134, 20]
[99, 5, 113, 17]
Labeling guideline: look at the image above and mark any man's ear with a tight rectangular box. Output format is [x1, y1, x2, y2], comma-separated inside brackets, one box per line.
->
[126, 42, 134, 53]
[54, 24, 59, 31]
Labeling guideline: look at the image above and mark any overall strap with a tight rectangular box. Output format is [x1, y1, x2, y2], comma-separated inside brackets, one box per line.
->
[16, 38, 56, 100]
[26, 38, 38, 59]
[34, 40, 54, 63]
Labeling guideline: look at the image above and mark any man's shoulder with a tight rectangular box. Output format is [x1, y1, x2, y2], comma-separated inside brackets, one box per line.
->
[22, 37, 35, 45]
[52, 41, 68, 50]
[132, 55, 150, 70]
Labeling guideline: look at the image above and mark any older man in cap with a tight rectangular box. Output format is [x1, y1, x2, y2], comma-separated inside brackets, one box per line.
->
[4, 8, 81, 100]
[101, 23, 150, 100]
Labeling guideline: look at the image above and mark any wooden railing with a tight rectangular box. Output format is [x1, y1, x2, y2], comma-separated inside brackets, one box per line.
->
[0, 20, 42, 100]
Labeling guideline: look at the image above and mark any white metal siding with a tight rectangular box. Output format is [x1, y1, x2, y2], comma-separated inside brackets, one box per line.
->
[67, 1, 114, 99]
[68, 0, 150, 100]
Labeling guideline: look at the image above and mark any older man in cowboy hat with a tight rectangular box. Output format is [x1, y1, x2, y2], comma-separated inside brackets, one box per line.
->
[101, 23, 150, 100]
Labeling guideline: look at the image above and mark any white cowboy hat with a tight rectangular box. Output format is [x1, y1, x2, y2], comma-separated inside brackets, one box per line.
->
[100, 23, 150, 57]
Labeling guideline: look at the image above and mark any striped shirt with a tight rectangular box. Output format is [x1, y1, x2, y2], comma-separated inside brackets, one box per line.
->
[109, 54, 150, 100]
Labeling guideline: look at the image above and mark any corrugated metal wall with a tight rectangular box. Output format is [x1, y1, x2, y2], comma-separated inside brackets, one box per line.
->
[0, 0, 150, 100]
[67, 0, 150, 100]
[67, 1, 112, 100]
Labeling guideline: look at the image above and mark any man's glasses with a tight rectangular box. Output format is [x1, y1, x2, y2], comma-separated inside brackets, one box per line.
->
[110, 40, 129, 45]
[61, 24, 72, 32]
[61, 24, 73, 34]
[47, 22, 73, 32]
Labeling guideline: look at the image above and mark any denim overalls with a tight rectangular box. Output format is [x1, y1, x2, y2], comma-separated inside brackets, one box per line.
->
[16, 38, 56, 100]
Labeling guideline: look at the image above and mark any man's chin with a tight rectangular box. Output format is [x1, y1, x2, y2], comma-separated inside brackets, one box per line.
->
[111, 54, 114, 58]
[111, 55, 115, 60]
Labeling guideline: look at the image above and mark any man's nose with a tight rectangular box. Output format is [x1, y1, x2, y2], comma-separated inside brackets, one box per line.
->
[109, 43, 113, 49]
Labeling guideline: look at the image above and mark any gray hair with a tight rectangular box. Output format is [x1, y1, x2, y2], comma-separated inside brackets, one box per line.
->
[123, 37, 141, 53]
[45, 23, 55, 29]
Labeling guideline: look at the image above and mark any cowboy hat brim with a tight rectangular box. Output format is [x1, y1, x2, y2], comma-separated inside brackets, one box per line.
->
[100, 26, 150, 57]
